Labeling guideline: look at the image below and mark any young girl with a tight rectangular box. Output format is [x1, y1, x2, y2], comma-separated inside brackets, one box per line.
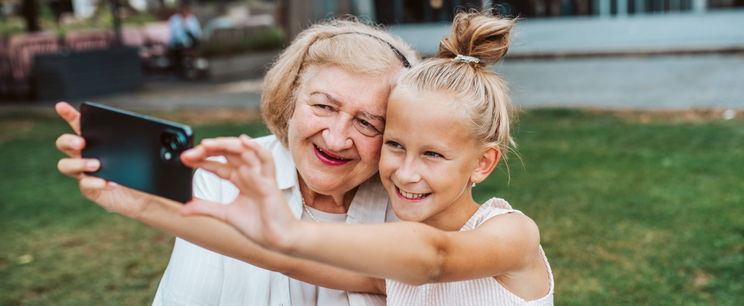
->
[181, 12, 553, 305]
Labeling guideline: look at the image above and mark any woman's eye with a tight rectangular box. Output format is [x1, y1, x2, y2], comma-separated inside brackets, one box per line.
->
[424, 151, 444, 159]
[354, 118, 382, 137]
[314, 104, 334, 111]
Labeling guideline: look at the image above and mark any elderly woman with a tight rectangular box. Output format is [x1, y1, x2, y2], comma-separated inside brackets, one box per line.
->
[54, 19, 418, 305]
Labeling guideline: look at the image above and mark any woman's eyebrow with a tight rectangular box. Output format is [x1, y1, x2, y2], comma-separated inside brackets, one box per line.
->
[361, 111, 385, 123]
[309, 92, 341, 107]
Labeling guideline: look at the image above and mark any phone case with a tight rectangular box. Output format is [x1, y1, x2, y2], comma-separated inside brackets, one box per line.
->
[81, 102, 194, 203]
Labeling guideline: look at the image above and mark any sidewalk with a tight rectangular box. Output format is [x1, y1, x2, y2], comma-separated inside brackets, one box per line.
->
[390, 9, 744, 57]
[2, 9, 743, 112]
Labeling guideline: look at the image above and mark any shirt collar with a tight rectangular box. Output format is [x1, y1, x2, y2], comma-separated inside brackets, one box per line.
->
[270, 140, 298, 190]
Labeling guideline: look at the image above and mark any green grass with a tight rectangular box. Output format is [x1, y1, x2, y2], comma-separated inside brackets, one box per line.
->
[1, 109, 742, 305]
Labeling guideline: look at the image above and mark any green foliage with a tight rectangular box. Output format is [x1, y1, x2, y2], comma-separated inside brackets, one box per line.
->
[1, 109, 742, 305]
[0, 4, 158, 38]
[200, 26, 286, 58]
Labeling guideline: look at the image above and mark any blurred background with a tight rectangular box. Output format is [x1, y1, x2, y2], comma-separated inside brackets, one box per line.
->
[1, 0, 743, 305]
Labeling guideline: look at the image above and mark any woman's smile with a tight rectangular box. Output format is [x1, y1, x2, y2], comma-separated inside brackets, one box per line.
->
[313, 143, 352, 166]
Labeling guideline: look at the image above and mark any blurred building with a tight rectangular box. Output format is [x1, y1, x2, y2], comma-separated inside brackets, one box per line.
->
[282, 0, 744, 30]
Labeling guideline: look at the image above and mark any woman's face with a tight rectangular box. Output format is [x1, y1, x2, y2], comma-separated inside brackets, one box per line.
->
[287, 65, 394, 196]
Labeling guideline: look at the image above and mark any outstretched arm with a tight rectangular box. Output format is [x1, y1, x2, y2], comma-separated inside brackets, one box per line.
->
[138, 197, 384, 293]
[184, 136, 543, 286]
[53, 102, 382, 294]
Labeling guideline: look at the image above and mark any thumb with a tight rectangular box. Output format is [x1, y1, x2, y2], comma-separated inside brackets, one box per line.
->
[181, 198, 229, 221]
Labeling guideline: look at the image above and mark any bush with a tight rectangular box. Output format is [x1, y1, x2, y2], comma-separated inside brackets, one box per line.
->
[200, 26, 285, 58]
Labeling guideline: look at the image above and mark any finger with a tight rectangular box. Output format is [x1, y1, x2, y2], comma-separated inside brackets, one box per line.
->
[240, 135, 276, 178]
[200, 138, 255, 169]
[79, 176, 107, 200]
[180, 145, 208, 167]
[56, 134, 85, 158]
[55, 102, 81, 135]
[181, 198, 229, 221]
[196, 159, 237, 181]
[200, 137, 251, 157]
[58, 158, 99, 178]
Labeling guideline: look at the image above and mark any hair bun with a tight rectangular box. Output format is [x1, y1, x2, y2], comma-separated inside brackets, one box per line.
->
[438, 12, 515, 66]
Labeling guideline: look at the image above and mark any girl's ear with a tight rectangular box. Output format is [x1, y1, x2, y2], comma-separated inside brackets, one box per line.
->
[471, 146, 501, 184]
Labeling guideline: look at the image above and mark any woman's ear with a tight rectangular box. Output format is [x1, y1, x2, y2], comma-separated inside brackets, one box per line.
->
[471, 146, 501, 184]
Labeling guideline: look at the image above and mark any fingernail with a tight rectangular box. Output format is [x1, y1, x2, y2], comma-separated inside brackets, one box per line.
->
[87, 160, 99, 170]
[73, 138, 82, 148]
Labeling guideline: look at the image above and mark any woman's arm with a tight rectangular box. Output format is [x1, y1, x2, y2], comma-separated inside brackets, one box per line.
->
[53, 102, 383, 294]
[185, 136, 542, 286]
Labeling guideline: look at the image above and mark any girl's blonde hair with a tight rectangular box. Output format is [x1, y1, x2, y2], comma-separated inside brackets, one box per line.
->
[398, 12, 516, 159]
[261, 18, 419, 146]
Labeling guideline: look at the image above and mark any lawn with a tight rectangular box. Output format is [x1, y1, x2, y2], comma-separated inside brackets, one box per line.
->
[1, 108, 742, 305]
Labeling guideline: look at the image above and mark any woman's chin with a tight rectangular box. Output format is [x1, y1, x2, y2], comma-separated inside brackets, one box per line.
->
[302, 173, 353, 195]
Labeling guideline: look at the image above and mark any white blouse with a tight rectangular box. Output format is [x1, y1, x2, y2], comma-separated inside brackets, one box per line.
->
[152, 135, 397, 306]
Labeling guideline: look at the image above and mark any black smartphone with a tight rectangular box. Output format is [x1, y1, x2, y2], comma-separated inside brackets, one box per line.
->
[80, 102, 194, 203]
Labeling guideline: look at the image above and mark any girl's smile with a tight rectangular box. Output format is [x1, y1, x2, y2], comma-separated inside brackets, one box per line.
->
[380, 85, 485, 230]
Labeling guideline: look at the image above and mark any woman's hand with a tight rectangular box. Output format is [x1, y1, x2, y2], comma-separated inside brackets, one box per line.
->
[180, 135, 300, 250]
[54, 102, 155, 219]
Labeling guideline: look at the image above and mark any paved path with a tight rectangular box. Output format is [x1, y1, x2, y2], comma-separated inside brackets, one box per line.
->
[3, 10, 743, 112]
[390, 9, 744, 57]
[500, 54, 744, 109]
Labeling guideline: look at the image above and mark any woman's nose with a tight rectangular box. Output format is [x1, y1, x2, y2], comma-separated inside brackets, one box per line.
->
[322, 118, 353, 151]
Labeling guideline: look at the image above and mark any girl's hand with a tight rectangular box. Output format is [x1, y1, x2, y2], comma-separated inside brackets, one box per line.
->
[55, 102, 155, 219]
[180, 135, 300, 250]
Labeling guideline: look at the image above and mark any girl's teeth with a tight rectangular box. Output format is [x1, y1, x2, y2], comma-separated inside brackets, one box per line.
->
[401, 190, 427, 199]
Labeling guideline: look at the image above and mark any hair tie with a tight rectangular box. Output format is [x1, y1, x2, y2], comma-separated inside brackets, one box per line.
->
[453, 54, 480, 64]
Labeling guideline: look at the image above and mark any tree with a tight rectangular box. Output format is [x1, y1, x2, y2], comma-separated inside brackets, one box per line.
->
[21, 0, 42, 32]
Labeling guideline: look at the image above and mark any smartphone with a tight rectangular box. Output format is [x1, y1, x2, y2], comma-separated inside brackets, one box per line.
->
[80, 102, 194, 203]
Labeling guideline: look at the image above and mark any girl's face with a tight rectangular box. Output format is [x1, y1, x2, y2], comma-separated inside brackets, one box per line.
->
[380, 86, 486, 227]
[288, 65, 392, 197]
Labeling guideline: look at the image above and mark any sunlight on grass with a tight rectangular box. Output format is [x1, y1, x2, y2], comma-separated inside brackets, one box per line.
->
[1, 109, 742, 305]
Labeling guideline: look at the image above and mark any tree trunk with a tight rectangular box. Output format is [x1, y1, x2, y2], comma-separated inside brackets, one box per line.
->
[21, 0, 42, 33]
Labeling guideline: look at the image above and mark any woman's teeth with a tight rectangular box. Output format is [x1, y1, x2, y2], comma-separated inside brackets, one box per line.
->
[314, 144, 349, 161]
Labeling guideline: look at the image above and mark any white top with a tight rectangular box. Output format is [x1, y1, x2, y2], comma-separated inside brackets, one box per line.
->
[152, 135, 398, 306]
[385, 198, 554, 306]
[288, 206, 349, 306]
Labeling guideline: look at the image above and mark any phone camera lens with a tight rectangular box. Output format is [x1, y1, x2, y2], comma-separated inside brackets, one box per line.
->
[162, 130, 188, 152]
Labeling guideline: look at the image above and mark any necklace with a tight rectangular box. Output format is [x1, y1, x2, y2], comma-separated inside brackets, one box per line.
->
[301, 196, 320, 222]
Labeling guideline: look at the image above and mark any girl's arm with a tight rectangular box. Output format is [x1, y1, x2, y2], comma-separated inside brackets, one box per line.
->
[285, 213, 541, 285]
[137, 197, 384, 293]
[184, 136, 542, 286]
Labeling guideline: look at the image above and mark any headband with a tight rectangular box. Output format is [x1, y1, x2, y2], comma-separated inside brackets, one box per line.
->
[327, 32, 412, 68]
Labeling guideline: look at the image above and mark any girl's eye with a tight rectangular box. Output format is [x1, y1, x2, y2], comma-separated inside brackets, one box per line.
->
[385, 141, 403, 150]
[424, 151, 444, 159]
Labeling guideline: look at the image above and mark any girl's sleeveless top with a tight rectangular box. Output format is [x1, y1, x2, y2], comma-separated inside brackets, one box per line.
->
[385, 198, 554, 306]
